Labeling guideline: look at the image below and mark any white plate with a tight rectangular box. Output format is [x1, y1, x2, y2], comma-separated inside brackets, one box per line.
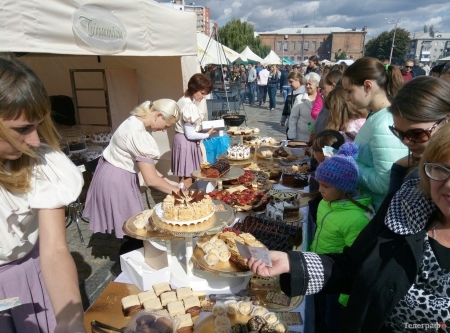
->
[154, 202, 215, 226]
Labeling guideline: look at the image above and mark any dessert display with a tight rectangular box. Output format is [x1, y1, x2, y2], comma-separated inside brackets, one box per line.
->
[243, 136, 278, 146]
[271, 147, 288, 158]
[162, 190, 214, 222]
[283, 164, 309, 173]
[243, 162, 282, 181]
[227, 170, 255, 187]
[200, 161, 211, 176]
[92, 131, 112, 144]
[69, 153, 86, 166]
[133, 209, 152, 229]
[286, 140, 310, 148]
[205, 159, 231, 178]
[265, 197, 301, 221]
[234, 216, 302, 251]
[227, 126, 260, 135]
[281, 171, 309, 188]
[208, 188, 265, 210]
[227, 144, 251, 160]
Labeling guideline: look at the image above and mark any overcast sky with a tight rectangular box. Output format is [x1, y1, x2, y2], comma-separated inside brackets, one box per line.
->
[187, 0, 450, 40]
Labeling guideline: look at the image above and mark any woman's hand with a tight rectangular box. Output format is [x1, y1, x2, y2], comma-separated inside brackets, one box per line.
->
[207, 127, 217, 136]
[245, 251, 290, 277]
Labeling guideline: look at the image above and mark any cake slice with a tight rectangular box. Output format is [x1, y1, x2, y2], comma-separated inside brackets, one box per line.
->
[153, 282, 171, 296]
[183, 295, 201, 310]
[121, 295, 141, 316]
[175, 313, 194, 332]
[176, 287, 193, 301]
[138, 290, 157, 304]
[167, 300, 185, 317]
[143, 297, 163, 311]
[160, 291, 177, 306]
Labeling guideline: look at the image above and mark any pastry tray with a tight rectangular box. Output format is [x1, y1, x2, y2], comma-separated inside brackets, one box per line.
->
[191, 166, 244, 181]
[191, 245, 253, 278]
[148, 200, 235, 237]
[122, 213, 183, 241]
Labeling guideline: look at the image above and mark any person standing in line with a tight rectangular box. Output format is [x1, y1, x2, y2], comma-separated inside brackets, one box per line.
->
[172, 74, 216, 189]
[239, 65, 247, 104]
[0, 55, 86, 333]
[257, 65, 269, 106]
[401, 59, 415, 83]
[411, 59, 426, 77]
[342, 57, 407, 211]
[279, 65, 292, 102]
[281, 71, 305, 135]
[267, 65, 281, 111]
[247, 63, 257, 106]
[306, 55, 323, 75]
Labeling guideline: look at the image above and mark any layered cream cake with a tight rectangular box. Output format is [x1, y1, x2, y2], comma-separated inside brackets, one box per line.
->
[227, 144, 251, 160]
[163, 189, 214, 221]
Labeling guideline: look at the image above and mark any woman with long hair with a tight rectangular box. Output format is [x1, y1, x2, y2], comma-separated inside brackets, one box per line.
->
[172, 73, 216, 188]
[342, 57, 407, 210]
[287, 72, 320, 141]
[325, 84, 367, 141]
[388, 76, 450, 193]
[0, 56, 85, 332]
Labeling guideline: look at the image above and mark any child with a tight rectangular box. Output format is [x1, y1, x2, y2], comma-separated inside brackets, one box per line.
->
[311, 142, 373, 333]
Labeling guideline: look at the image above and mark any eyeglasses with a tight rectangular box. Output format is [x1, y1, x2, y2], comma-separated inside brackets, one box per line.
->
[405, 66, 413, 69]
[424, 163, 450, 182]
[389, 117, 446, 143]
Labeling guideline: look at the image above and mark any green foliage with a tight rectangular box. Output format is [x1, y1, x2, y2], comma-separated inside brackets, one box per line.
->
[218, 18, 271, 59]
[335, 51, 347, 61]
[364, 28, 410, 63]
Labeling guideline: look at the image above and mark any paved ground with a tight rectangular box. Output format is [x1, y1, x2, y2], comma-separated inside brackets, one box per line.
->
[66, 94, 288, 310]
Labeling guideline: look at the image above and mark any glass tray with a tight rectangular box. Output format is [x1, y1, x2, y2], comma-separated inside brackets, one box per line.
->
[190, 245, 253, 278]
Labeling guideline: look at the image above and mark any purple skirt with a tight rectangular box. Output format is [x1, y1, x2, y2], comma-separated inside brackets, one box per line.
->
[172, 132, 202, 177]
[0, 240, 56, 333]
[83, 157, 144, 238]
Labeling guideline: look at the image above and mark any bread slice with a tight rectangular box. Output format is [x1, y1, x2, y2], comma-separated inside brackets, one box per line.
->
[143, 297, 163, 311]
[138, 290, 157, 304]
[160, 291, 177, 306]
[121, 295, 141, 316]
[153, 282, 171, 296]
[167, 300, 185, 317]
[176, 287, 193, 301]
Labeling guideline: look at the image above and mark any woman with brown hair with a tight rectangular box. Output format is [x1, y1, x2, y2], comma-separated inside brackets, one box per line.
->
[388, 76, 450, 193]
[342, 57, 406, 210]
[172, 73, 216, 188]
[267, 64, 281, 111]
[0, 55, 85, 332]
[325, 84, 367, 141]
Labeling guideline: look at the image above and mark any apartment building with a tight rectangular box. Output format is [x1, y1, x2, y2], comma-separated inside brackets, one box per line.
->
[160, 1, 210, 35]
[408, 32, 450, 64]
[257, 27, 367, 63]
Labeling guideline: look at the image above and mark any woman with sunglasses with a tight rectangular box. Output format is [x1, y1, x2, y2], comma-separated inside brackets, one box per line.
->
[388, 76, 450, 193]
[246, 123, 450, 332]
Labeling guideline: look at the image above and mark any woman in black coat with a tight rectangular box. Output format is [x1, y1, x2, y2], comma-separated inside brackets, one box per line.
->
[247, 123, 450, 332]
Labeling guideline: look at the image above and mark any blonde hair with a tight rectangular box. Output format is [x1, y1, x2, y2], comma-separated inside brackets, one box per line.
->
[0, 55, 60, 193]
[131, 99, 181, 122]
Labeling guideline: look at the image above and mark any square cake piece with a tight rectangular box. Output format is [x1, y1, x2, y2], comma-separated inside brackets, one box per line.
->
[121, 295, 141, 316]
[167, 300, 185, 317]
[153, 282, 171, 296]
[176, 313, 193, 329]
[143, 298, 163, 311]
[138, 290, 157, 304]
[160, 291, 177, 306]
[183, 295, 200, 310]
[176, 287, 193, 300]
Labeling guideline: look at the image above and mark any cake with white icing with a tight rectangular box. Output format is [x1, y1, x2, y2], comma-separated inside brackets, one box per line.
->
[227, 144, 251, 160]
[265, 196, 300, 222]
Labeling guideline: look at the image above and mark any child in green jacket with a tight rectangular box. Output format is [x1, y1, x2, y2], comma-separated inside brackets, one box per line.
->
[311, 142, 374, 333]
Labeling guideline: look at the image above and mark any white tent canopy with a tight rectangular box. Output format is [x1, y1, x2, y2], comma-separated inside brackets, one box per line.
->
[240, 46, 264, 63]
[197, 33, 246, 65]
[0, 0, 199, 178]
[263, 50, 281, 65]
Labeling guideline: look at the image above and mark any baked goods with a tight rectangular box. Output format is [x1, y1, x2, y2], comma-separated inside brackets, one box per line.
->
[162, 189, 214, 222]
[212, 302, 227, 316]
[227, 144, 251, 160]
[133, 209, 152, 229]
[143, 297, 163, 311]
[283, 164, 309, 173]
[138, 290, 157, 304]
[227, 126, 259, 135]
[92, 131, 112, 144]
[176, 287, 192, 300]
[152, 317, 174, 333]
[153, 282, 171, 296]
[160, 291, 177, 306]
[166, 300, 185, 317]
[205, 159, 231, 177]
[250, 276, 278, 291]
[281, 171, 309, 188]
[176, 313, 193, 331]
[243, 136, 278, 146]
[247, 316, 267, 331]
[200, 161, 211, 176]
[272, 147, 288, 158]
[265, 197, 300, 222]
[121, 295, 141, 316]
[183, 295, 201, 310]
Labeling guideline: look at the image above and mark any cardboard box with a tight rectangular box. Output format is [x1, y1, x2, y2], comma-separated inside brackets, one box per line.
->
[201, 119, 225, 132]
[119, 248, 171, 291]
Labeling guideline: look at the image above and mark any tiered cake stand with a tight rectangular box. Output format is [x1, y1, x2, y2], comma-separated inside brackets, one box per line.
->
[123, 200, 247, 291]
[191, 166, 244, 190]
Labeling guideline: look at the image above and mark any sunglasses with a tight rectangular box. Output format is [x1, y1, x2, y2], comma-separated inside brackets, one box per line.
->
[389, 117, 446, 143]
[424, 163, 450, 182]
[405, 66, 413, 69]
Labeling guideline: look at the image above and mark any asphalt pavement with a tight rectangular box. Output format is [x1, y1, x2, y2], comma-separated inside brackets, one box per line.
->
[66, 94, 288, 309]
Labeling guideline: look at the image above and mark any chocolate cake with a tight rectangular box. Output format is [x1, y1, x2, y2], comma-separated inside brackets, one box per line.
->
[281, 171, 308, 188]
[205, 159, 230, 178]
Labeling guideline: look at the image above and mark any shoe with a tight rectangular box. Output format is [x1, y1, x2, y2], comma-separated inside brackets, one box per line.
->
[259, 102, 262, 106]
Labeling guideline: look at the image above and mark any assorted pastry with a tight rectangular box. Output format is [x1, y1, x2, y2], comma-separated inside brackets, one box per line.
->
[204, 159, 231, 178]
[227, 144, 251, 160]
[243, 136, 278, 146]
[227, 126, 260, 135]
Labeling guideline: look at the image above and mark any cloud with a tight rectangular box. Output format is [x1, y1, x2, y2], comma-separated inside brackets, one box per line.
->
[195, 0, 450, 40]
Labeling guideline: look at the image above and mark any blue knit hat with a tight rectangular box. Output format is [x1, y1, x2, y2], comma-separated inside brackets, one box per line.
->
[315, 142, 359, 193]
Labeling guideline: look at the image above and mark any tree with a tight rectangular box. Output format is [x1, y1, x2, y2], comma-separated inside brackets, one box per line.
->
[218, 19, 271, 59]
[364, 28, 410, 64]
[424, 25, 428, 33]
[335, 51, 347, 61]
[429, 25, 435, 37]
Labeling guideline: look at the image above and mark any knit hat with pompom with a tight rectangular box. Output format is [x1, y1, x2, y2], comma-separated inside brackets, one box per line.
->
[315, 142, 359, 193]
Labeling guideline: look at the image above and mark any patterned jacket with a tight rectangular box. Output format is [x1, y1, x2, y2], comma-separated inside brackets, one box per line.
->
[280, 179, 437, 332]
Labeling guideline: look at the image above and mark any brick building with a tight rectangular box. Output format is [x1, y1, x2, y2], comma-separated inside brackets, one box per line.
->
[257, 27, 367, 64]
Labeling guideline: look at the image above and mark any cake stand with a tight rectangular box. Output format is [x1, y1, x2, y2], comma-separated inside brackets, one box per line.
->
[191, 166, 244, 190]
